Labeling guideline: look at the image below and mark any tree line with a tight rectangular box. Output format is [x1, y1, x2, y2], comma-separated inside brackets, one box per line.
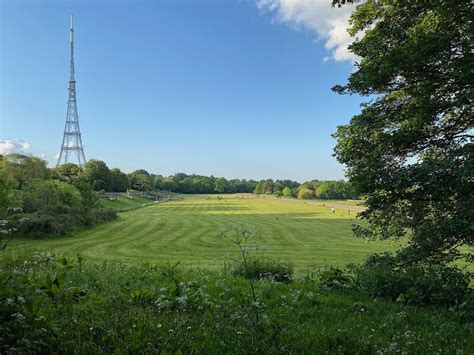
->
[52, 158, 358, 199]
[0, 154, 357, 238]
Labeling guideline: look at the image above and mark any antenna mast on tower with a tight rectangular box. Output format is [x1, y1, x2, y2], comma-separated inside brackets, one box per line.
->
[57, 14, 86, 167]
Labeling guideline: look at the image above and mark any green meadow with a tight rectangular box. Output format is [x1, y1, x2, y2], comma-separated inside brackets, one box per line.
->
[99, 195, 156, 211]
[8, 195, 398, 270]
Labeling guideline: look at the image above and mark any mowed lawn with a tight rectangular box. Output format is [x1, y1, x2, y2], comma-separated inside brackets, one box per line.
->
[8, 196, 398, 271]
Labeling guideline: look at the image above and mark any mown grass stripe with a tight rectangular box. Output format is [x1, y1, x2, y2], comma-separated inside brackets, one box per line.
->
[7, 197, 396, 270]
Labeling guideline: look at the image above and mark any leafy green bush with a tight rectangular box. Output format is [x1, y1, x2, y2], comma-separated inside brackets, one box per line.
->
[23, 180, 82, 215]
[13, 208, 116, 238]
[273, 190, 283, 197]
[450, 294, 474, 323]
[15, 212, 77, 237]
[318, 267, 354, 291]
[230, 258, 293, 283]
[81, 208, 117, 226]
[355, 255, 471, 307]
[9, 179, 117, 238]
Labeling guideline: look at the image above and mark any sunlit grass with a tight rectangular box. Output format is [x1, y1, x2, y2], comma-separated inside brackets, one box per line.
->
[7, 196, 398, 271]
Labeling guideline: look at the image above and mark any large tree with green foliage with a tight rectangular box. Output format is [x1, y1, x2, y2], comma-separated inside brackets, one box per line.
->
[282, 187, 292, 197]
[110, 168, 130, 192]
[82, 160, 113, 192]
[333, 0, 473, 266]
[129, 169, 151, 191]
[74, 177, 100, 212]
[51, 163, 81, 183]
[297, 186, 314, 200]
[3, 154, 49, 189]
[214, 177, 227, 193]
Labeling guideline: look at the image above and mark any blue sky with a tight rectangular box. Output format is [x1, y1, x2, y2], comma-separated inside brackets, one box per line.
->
[0, 0, 362, 182]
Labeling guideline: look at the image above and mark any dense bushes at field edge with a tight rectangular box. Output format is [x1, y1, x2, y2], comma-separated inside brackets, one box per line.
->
[1, 155, 117, 239]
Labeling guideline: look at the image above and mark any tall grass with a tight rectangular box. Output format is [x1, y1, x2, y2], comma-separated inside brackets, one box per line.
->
[1, 253, 472, 353]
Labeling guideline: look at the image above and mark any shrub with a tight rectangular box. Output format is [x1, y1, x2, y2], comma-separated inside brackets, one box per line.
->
[450, 292, 474, 322]
[230, 258, 293, 283]
[273, 190, 283, 198]
[13, 208, 116, 238]
[297, 187, 314, 200]
[282, 187, 292, 197]
[15, 212, 77, 238]
[8, 178, 117, 238]
[318, 267, 354, 291]
[355, 256, 471, 307]
[82, 208, 117, 226]
[22, 180, 82, 215]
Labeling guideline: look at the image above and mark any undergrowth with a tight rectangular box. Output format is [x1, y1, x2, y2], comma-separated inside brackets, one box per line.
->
[1, 253, 473, 354]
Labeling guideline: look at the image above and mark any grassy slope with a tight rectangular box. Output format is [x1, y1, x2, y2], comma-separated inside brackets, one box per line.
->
[99, 195, 155, 211]
[1, 256, 472, 353]
[8, 196, 398, 271]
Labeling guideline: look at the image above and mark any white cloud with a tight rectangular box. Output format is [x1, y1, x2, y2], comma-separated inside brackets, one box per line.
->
[256, 0, 360, 63]
[0, 139, 32, 155]
[54, 153, 60, 160]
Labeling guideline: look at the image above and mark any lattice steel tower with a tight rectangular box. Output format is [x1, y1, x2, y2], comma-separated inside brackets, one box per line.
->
[57, 14, 86, 167]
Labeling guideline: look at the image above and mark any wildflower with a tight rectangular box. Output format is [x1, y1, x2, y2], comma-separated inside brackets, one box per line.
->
[13, 312, 26, 321]
[388, 342, 398, 351]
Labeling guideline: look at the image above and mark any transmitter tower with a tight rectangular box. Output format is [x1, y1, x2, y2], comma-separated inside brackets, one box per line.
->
[57, 15, 86, 167]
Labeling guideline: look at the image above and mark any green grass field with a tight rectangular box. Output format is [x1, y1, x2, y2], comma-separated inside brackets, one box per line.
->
[99, 195, 156, 211]
[8, 195, 398, 271]
[3, 196, 472, 354]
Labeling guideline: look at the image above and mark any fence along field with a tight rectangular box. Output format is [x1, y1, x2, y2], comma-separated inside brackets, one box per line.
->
[9, 195, 397, 271]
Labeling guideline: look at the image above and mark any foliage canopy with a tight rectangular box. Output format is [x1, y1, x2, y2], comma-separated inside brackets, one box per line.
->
[333, 0, 473, 265]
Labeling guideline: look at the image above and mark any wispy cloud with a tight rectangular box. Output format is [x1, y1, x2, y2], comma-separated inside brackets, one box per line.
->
[0, 139, 32, 155]
[256, 0, 359, 63]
